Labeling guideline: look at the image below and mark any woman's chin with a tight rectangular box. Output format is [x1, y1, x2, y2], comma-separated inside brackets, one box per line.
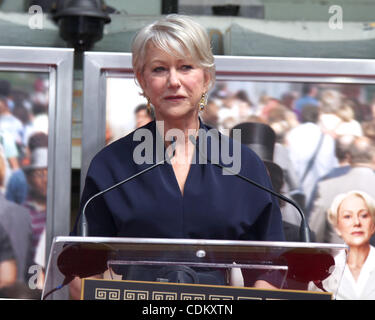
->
[158, 109, 197, 122]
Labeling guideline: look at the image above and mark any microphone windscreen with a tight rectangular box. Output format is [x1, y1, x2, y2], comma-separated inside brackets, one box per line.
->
[57, 244, 111, 278]
[280, 249, 335, 283]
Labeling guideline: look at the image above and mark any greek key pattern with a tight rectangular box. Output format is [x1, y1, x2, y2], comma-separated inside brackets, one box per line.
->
[152, 291, 178, 300]
[180, 293, 205, 300]
[124, 290, 149, 300]
[95, 288, 120, 300]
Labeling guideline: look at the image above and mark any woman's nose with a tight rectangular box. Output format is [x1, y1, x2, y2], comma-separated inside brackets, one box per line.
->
[168, 68, 181, 87]
[353, 215, 361, 226]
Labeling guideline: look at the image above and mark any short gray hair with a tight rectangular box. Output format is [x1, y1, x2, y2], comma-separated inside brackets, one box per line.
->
[327, 190, 375, 228]
[131, 14, 215, 89]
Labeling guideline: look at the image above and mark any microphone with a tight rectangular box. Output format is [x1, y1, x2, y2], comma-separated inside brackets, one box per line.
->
[189, 134, 311, 242]
[80, 137, 177, 236]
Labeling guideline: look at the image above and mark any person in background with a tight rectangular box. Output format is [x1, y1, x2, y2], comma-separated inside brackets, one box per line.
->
[259, 97, 282, 121]
[280, 91, 298, 112]
[105, 121, 114, 145]
[0, 80, 24, 150]
[33, 228, 46, 290]
[28, 102, 48, 138]
[362, 120, 375, 144]
[0, 223, 17, 289]
[341, 84, 372, 122]
[318, 89, 343, 136]
[0, 80, 14, 112]
[305, 134, 354, 216]
[332, 101, 363, 138]
[323, 191, 375, 299]
[286, 105, 337, 208]
[31, 77, 49, 107]
[265, 107, 305, 225]
[309, 136, 375, 244]
[200, 98, 219, 129]
[134, 103, 154, 129]
[0, 150, 33, 283]
[0, 281, 41, 299]
[0, 129, 20, 189]
[293, 83, 319, 121]
[6, 132, 48, 205]
[23, 147, 48, 257]
[233, 90, 254, 122]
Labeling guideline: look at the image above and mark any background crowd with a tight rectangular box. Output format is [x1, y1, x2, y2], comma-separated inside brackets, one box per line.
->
[200, 82, 375, 237]
[0, 75, 49, 299]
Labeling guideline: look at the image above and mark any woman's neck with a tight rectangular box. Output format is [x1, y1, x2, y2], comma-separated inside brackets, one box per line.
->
[156, 116, 200, 146]
[155, 116, 200, 166]
[346, 244, 371, 280]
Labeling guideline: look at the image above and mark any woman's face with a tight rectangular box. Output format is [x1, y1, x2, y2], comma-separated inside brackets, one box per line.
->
[336, 194, 375, 247]
[137, 43, 211, 122]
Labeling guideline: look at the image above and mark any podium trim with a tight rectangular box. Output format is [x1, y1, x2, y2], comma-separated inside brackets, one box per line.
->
[81, 278, 333, 300]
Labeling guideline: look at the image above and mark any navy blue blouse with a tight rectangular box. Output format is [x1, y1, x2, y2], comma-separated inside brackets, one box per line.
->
[72, 120, 285, 243]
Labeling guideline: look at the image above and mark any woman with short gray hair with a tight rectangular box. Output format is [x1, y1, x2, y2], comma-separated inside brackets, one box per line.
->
[325, 190, 375, 299]
[73, 15, 284, 290]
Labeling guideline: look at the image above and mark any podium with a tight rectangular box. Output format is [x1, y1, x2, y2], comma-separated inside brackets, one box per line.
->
[42, 236, 347, 300]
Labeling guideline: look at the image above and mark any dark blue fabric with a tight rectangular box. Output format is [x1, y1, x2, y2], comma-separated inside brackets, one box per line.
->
[71, 120, 286, 286]
[72, 120, 285, 243]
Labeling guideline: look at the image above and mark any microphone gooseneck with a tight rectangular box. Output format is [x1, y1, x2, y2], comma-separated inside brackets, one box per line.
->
[189, 134, 311, 242]
[80, 158, 166, 236]
[80, 137, 177, 236]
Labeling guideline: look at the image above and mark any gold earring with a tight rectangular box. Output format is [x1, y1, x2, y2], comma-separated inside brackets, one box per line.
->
[199, 93, 207, 111]
[146, 97, 152, 114]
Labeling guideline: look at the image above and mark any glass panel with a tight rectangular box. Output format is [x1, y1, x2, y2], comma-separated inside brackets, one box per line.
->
[43, 237, 347, 300]
[0, 71, 49, 291]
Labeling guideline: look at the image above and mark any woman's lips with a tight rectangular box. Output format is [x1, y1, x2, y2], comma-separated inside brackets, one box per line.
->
[351, 231, 364, 236]
[164, 95, 185, 101]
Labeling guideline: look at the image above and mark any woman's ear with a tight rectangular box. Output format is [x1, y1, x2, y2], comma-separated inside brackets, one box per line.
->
[203, 69, 212, 93]
[136, 71, 146, 93]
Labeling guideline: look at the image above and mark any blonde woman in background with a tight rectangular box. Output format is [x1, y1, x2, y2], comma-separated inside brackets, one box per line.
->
[318, 89, 343, 135]
[333, 101, 363, 137]
[320, 190, 375, 299]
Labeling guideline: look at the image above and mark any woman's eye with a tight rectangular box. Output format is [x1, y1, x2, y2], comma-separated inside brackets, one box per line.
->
[152, 66, 166, 73]
[342, 213, 352, 219]
[361, 212, 370, 219]
[181, 65, 193, 71]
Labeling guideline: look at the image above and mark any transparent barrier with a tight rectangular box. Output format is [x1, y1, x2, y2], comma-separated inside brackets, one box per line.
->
[42, 237, 347, 300]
